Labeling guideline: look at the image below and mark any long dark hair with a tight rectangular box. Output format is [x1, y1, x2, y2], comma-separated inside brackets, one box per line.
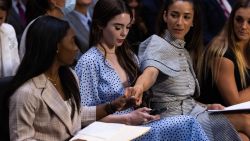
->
[4, 15, 80, 121]
[90, 0, 140, 84]
[156, 0, 203, 69]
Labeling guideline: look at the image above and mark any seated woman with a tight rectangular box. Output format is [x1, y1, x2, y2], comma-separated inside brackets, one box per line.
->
[6, 16, 134, 141]
[198, 0, 250, 107]
[75, 0, 209, 140]
[132, 0, 250, 140]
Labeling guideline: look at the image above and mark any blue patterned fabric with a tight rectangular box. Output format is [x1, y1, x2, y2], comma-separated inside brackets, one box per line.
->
[137, 116, 208, 141]
[75, 47, 209, 141]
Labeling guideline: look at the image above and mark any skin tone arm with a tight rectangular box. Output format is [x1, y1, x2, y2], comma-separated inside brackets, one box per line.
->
[133, 67, 159, 105]
[96, 88, 135, 120]
[96, 103, 114, 120]
[214, 58, 250, 105]
[96, 87, 160, 125]
[96, 88, 160, 125]
[134, 66, 225, 110]
[99, 107, 160, 125]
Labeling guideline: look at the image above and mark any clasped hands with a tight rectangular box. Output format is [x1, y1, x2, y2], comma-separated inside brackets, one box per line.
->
[111, 85, 144, 111]
[124, 85, 144, 106]
[112, 86, 160, 125]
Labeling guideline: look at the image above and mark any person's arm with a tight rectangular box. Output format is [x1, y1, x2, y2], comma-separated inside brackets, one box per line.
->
[82, 103, 131, 125]
[81, 95, 159, 126]
[9, 88, 38, 141]
[96, 92, 135, 120]
[99, 107, 160, 125]
[133, 66, 159, 105]
[81, 101, 125, 126]
[214, 58, 250, 105]
[81, 104, 114, 126]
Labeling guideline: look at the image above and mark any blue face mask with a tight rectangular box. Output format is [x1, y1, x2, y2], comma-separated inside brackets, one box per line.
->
[61, 0, 76, 15]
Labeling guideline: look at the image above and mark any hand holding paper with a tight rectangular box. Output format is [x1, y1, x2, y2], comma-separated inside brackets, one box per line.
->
[208, 101, 250, 112]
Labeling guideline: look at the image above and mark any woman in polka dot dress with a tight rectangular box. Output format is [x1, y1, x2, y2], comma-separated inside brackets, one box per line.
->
[75, 0, 208, 140]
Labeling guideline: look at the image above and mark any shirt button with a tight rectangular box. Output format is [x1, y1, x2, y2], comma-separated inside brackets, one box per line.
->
[179, 53, 184, 56]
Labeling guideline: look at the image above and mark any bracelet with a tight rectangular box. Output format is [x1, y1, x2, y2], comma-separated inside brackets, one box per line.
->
[105, 102, 117, 114]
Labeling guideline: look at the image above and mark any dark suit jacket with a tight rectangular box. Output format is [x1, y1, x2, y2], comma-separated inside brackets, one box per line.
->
[140, 0, 163, 35]
[201, 0, 236, 45]
[7, 8, 26, 44]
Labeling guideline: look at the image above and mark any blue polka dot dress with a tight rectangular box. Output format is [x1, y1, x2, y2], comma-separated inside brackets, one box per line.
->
[75, 47, 209, 141]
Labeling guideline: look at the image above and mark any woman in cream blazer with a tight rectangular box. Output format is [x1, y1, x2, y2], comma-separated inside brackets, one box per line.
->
[7, 16, 132, 141]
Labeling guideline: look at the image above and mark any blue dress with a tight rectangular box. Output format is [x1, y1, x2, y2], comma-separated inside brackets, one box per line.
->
[75, 47, 209, 141]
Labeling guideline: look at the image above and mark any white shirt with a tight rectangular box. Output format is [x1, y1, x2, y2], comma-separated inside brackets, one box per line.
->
[0, 23, 20, 77]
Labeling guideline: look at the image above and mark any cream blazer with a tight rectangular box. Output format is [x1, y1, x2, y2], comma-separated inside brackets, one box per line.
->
[0, 23, 20, 77]
[9, 73, 81, 141]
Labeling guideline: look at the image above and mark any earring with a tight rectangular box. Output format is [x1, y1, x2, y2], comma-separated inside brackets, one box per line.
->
[56, 49, 59, 54]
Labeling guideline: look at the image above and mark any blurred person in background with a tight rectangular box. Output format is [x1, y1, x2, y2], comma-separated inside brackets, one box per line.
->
[7, 0, 27, 43]
[201, 0, 236, 45]
[198, 0, 250, 107]
[124, 0, 148, 55]
[19, 0, 76, 60]
[140, 0, 164, 35]
[0, 0, 20, 78]
[65, 0, 97, 59]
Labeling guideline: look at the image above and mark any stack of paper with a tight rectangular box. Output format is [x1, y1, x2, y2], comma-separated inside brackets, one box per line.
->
[70, 121, 151, 141]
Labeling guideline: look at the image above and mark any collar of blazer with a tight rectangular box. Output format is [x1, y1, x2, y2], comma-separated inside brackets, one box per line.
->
[32, 74, 47, 89]
[32, 73, 81, 135]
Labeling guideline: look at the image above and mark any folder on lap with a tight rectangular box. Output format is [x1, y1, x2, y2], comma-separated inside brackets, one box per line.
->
[70, 121, 151, 141]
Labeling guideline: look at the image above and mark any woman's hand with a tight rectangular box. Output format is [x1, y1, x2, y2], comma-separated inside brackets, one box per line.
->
[112, 95, 136, 111]
[125, 107, 160, 125]
[131, 84, 144, 106]
[206, 103, 225, 110]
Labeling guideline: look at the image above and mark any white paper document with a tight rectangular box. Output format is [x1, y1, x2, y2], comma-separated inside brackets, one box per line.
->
[208, 101, 250, 112]
[70, 121, 151, 141]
